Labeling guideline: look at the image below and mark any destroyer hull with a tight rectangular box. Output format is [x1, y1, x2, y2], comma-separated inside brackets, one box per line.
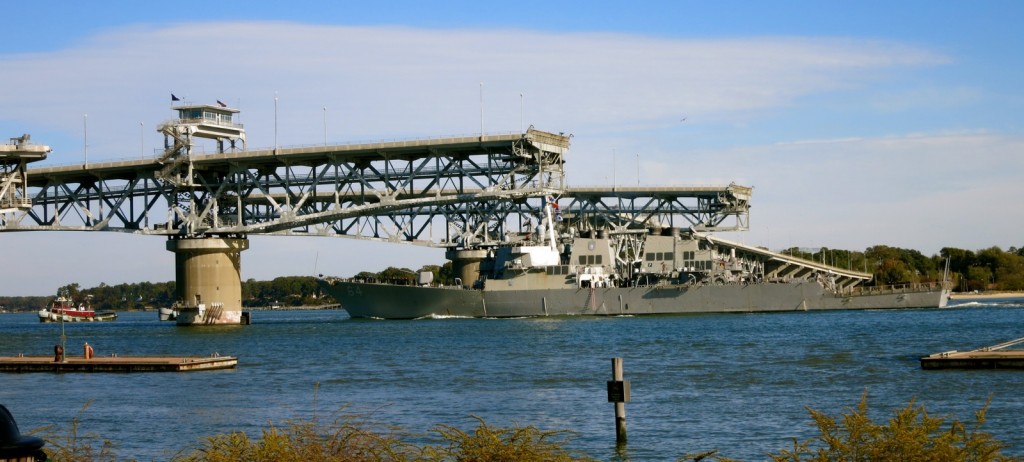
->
[320, 280, 949, 319]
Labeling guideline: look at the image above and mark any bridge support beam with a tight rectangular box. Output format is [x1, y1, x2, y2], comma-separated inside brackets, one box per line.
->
[166, 236, 249, 325]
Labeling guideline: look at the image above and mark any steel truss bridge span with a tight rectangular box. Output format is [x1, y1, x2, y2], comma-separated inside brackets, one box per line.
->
[3, 131, 751, 248]
[5, 130, 566, 240]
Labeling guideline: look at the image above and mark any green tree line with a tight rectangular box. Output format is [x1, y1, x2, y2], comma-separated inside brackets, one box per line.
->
[0, 281, 177, 313]
[353, 263, 455, 285]
[0, 264, 452, 313]
[779, 245, 1024, 291]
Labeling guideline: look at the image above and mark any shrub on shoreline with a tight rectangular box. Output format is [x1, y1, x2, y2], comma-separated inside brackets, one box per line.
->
[171, 418, 413, 462]
[34, 394, 1018, 461]
[767, 393, 1018, 462]
[168, 414, 595, 462]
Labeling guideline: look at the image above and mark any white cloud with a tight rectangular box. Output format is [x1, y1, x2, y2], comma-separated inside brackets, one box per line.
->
[1, 22, 945, 157]
[868, 85, 984, 112]
[684, 131, 1024, 254]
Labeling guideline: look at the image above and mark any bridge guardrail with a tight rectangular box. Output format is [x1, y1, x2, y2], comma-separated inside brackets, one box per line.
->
[31, 130, 527, 169]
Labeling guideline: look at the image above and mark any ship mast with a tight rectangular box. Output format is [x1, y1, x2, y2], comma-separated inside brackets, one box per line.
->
[543, 195, 559, 252]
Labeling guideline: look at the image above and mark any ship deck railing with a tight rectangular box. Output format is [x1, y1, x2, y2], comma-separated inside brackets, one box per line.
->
[343, 277, 469, 289]
[844, 281, 947, 296]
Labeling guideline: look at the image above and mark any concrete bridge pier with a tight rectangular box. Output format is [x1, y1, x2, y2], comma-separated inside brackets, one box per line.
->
[166, 236, 249, 325]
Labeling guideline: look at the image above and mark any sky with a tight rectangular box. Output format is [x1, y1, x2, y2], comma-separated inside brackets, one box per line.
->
[2, 1, 1022, 295]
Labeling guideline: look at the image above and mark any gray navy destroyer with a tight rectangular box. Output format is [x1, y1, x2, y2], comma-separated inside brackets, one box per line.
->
[320, 193, 950, 319]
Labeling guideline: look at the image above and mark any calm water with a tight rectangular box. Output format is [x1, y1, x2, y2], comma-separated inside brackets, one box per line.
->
[2, 298, 1024, 461]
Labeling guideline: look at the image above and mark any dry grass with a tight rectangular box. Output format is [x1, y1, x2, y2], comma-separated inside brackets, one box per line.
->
[416, 415, 595, 462]
[769, 392, 1019, 462]
[171, 415, 413, 462]
[29, 392, 1018, 461]
[33, 401, 119, 462]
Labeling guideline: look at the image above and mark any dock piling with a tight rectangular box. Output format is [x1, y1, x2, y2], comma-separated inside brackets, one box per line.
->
[608, 357, 630, 445]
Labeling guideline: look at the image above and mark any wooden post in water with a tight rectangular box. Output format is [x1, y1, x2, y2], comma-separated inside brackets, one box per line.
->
[608, 357, 630, 444]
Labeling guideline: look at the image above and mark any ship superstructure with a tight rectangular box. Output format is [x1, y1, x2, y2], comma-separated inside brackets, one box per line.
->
[321, 194, 948, 319]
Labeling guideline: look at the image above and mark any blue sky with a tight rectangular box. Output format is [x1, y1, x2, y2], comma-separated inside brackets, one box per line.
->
[2, 1, 1022, 295]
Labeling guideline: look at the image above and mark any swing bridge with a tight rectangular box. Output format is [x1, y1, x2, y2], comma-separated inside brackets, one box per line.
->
[0, 103, 772, 324]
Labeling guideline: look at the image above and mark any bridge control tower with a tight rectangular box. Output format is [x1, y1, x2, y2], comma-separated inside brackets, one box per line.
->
[0, 135, 50, 214]
[156, 103, 245, 187]
[159, 103, 249, 325]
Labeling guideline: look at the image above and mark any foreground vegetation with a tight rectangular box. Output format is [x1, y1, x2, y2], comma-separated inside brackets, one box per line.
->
[32, 394, 1020, 462]
[3, 244, 1023, 313]
[766, 393, 1017, 462]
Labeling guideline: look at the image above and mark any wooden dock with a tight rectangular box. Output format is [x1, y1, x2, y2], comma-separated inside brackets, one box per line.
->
[920, 350, 1024, 370]
[921, 336, 1024, 370]
[0, 354, 237, 373]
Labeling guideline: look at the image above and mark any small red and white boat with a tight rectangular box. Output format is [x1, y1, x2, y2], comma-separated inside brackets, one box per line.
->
[38, 294, 117, 323]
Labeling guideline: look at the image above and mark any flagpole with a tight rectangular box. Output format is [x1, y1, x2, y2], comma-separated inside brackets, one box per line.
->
[59, 294, 66, 363]
[274, 92, 279, 154]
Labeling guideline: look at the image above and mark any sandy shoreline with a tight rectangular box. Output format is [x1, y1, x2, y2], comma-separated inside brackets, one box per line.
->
[949, 291, 1024, 301]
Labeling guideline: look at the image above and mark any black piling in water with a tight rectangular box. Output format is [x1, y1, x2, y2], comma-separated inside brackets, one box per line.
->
[608, 357, 631, 445]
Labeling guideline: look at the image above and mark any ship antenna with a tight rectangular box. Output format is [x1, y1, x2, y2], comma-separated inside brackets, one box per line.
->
[942, 256, 950, 288]
[544, 196, 558, 251]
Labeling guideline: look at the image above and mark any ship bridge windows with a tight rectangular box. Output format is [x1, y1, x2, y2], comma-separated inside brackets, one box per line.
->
[681, 260, 710, 271]
[646, 252, 679, 261]
[545, 265, 570, 276]
[578, 255, 603, 265]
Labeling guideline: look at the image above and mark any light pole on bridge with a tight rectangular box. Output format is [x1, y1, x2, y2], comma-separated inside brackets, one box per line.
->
[83, 114, 88, 166]
[274, 92, 279, 153]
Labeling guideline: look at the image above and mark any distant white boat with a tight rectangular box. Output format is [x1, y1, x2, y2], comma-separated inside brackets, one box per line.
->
[158, 305, 179, 321]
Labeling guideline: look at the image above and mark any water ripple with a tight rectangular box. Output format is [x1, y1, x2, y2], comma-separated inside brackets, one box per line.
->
[2, 301, 1024, 461]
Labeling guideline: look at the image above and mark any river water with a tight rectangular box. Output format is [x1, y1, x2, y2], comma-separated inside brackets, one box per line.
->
[2, 298, 1023, 461]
